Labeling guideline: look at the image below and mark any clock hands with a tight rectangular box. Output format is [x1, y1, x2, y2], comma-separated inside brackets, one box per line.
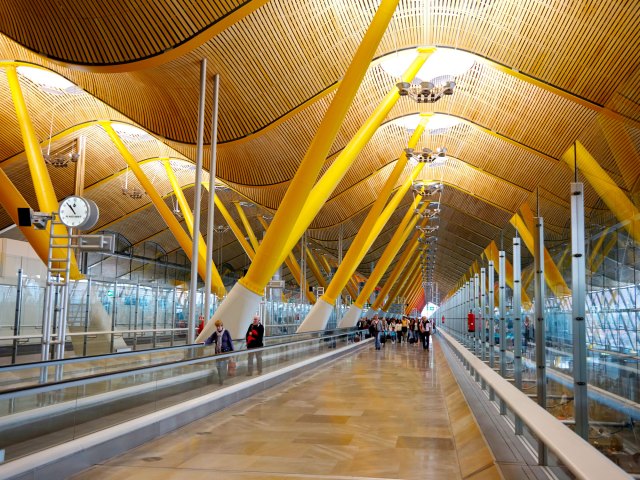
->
[69, 204, 77, 214]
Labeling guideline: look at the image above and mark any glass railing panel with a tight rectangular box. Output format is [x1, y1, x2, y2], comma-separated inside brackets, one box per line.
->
[0, 332, 357, 461]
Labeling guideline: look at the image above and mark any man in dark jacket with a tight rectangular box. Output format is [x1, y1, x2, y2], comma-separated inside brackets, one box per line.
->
[246, 315, 264, 375]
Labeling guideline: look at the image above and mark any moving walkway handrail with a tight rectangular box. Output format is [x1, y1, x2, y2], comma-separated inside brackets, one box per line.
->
[0, 329, 363, 397]
[0, 327, 356, 373]
[439, 329, 631, 480]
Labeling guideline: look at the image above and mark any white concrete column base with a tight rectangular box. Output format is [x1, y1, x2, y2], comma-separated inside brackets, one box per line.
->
[195, 282, 261, 342]
[297, 298, 333, 333]
[337, 305, 362, 328]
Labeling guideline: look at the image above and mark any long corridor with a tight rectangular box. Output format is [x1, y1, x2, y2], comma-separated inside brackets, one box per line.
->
[72, 337, 500, 479]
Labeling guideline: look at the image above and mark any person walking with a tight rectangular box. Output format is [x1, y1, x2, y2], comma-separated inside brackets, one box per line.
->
[205, 319, 234, 384]
[372, 315, 383, 350]
[246, 315, 264, 375]
[419, 316, 432, 351]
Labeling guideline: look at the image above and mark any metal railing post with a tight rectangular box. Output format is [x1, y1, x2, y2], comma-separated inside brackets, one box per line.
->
[571, 182, 588, 440]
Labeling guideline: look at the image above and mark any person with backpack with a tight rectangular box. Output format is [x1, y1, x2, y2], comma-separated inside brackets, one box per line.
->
[246, 315, 264, 375]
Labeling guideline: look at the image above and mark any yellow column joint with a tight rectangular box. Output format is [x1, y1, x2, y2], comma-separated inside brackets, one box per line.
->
[372, 215, 428, 310]
[510, 213, 570, 297]
[205, 188, 255, 259]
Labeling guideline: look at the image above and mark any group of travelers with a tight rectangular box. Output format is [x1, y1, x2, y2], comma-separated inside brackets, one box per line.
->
[198, 315, 265, 385]
[356, 315, 435, 351]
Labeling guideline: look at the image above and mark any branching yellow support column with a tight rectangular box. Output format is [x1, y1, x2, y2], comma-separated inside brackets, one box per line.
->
[383, 254, 421, 312]
[102, 123, 224, 296]
[306, 246, 328, 289]
[511, 211, 571, 297]
[202, 186, 255, 259]
[234, 202, 260, 249]
[319, 254, 358, 300]
[590, 230, 617, 273]
[373, 216, 429, 311]
[164, 162, 220, 286]
[298, 155, 426, 332]
[200, 0, 400, 341]
[563, 141, 640, 244]
[277, 66, 433, 269]
[486, 240, 531, 304]
[6, 66, 82, 279]
[256, 216, 316, 303]
[398, 268, 422, 315]
[338, 195, 426, 327]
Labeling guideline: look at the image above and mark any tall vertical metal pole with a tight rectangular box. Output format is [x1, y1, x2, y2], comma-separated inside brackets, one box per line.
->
[189, 59, 207, 344]
[12, 268, 23, 364]
[498, 251, 507, 414]
[571, 182, 588, 440]
[204, 74, 220, 320]
[480, 268, 486, 362]
[534, 216, 547, 465]
[474, 273, 480, 357]
[464, 281, 470, 347]
[513, 237, 523, 434]
[488, 261, 495, 369]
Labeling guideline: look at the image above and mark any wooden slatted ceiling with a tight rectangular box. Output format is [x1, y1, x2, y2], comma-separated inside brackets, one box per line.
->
[0, 0, 638, 147]
[0, 0, 247, 65]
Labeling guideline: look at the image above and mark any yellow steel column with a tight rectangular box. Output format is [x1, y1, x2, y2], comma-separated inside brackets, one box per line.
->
[397, 267, 422, 314]
[6, 66, 82, 279]
[591, 231, 617, 273]
[306, 246, 328, 290]
[297, 157, 426, 331]
[102, 122, 224, 296]
[383, 254, 421, 312]
[510, 213, 571, 297]
[164, 160, 209, 245]
[338, 197, 425, 327]
[356, 197, 424, 308]
[256, 215, 316, 303]
[238, 0, 401, 296]
[320, 129, 427, 305]
[234, 202, 261, 249]
[318, 254, 358, 299]
[373, 216, 428, 311]
[201, 186, 255, 259]
[563, 141, 640, 244]
[278, 75, 433, 267]
[0, 168, 64, 270]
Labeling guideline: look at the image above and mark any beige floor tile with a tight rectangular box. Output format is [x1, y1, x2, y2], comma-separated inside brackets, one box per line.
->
[73, 339, 498, 480]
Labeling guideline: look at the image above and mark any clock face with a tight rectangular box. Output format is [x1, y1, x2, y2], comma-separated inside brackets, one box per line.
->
[59, 196, 90, 228]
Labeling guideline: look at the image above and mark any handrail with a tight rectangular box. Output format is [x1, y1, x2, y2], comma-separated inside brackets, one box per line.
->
[439, 329, 631, 480]
[0, 331, 361, 398]
[0, 327, 360, 373]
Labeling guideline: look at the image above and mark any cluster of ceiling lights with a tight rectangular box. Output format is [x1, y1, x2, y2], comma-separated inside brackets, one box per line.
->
[42, 150, 79, 168]
[405, 146, 447, 167]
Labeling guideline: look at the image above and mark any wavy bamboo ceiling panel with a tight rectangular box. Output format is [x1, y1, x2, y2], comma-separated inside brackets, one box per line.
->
[2, 0, 638, 144]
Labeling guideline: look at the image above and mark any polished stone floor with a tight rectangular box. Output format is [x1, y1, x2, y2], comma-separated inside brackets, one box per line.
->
[72, 336, 500, 479]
